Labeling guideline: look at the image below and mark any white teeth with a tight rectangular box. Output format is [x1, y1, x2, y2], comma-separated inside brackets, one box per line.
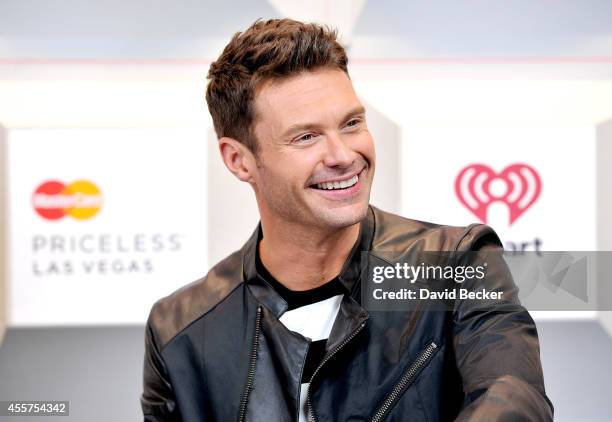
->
[315, 174, 359, 190]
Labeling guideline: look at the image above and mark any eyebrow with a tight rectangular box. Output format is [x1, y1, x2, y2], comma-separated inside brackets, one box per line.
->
[281, 105, 366, 139]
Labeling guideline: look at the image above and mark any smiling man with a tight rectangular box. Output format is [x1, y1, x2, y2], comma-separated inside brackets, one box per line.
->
[141, 19, 553, 422]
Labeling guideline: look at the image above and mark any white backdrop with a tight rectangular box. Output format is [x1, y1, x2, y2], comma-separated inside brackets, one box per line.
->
[0, 72, 610, 327]
[6, 128, 208, 325]
[399, 126, 596, 251]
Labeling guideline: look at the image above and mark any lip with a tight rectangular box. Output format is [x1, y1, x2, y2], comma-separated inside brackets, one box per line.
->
[309, 168, 363, 186]
[308, 168, 366, 200]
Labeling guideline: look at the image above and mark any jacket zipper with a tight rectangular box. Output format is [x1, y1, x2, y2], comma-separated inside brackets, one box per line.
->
[238, 305, 263, 422]
[370, 341, 438, 422]
[306, 321, 367, 422]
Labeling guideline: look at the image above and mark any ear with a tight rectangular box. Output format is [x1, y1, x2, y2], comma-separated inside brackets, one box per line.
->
[218, 137, 257, 183]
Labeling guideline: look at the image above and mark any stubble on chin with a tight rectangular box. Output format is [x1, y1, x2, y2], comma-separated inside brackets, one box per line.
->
[314, 200, 370, 229]
[259, 182, 369, 231]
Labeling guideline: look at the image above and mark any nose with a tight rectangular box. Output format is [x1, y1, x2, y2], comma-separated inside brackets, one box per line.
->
[322, 133, 354, 168]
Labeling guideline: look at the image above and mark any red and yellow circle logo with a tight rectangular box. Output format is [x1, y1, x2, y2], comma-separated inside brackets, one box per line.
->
[32, 180, 103, 221]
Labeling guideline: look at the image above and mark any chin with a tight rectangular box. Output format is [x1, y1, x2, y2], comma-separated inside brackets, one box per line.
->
[313, 201, 370, 229]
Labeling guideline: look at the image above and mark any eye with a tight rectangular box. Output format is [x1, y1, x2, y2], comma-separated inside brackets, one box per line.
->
[346, 118, 361, 128]
[293, 133, 317, 143]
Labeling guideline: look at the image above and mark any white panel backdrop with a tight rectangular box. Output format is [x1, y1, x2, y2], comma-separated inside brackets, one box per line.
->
[7, 128, 208, 325]
[400, 126, 596, 251]
[1, 76, 610, 327]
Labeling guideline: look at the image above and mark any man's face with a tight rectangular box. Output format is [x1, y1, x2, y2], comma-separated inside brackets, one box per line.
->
[250, 68, 375, 230]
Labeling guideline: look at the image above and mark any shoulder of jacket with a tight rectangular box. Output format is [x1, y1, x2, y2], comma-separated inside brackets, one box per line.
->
[370, 206, 501, 252]
[147, 248, 245, 348]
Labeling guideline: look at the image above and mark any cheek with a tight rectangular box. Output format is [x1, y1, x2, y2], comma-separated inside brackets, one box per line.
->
[258, 158, 313, 198]
[353, 131, 376, 160]
[284, 152, 321, 181]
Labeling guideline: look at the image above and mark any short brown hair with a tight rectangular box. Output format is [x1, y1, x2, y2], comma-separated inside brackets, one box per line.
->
[205, 18, 348, 153]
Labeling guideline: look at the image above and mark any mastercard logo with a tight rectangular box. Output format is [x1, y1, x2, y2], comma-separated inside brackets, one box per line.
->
[32, 180, 103, 221]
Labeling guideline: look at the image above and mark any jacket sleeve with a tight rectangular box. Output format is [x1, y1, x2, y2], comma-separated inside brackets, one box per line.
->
[141, 315, 181, 422]
[451, 224, 554, 422]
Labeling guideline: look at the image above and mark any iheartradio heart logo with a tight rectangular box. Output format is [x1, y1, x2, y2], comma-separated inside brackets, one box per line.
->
[454, 163, 541, 225]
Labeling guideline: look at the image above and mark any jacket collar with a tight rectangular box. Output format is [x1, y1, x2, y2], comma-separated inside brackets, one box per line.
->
[242, 206, 376, 318]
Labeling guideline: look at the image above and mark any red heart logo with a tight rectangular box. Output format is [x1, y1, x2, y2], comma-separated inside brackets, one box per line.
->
[454, 163, 542, 225]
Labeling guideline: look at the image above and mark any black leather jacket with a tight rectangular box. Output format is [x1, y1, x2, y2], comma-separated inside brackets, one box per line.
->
[141, 206, 553, 421]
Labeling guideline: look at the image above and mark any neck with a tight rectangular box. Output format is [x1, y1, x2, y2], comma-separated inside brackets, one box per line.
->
[259, 218, 360, 291]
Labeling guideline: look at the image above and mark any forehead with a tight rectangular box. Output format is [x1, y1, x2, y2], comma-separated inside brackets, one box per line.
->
[253, 69, 361, 135]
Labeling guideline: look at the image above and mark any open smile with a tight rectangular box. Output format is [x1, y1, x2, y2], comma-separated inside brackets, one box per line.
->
[314, 174, 359, 190]
[308, 169, 366, 198]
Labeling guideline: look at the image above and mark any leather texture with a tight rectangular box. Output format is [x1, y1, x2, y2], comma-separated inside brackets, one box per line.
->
[141, 206, 553, 421]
